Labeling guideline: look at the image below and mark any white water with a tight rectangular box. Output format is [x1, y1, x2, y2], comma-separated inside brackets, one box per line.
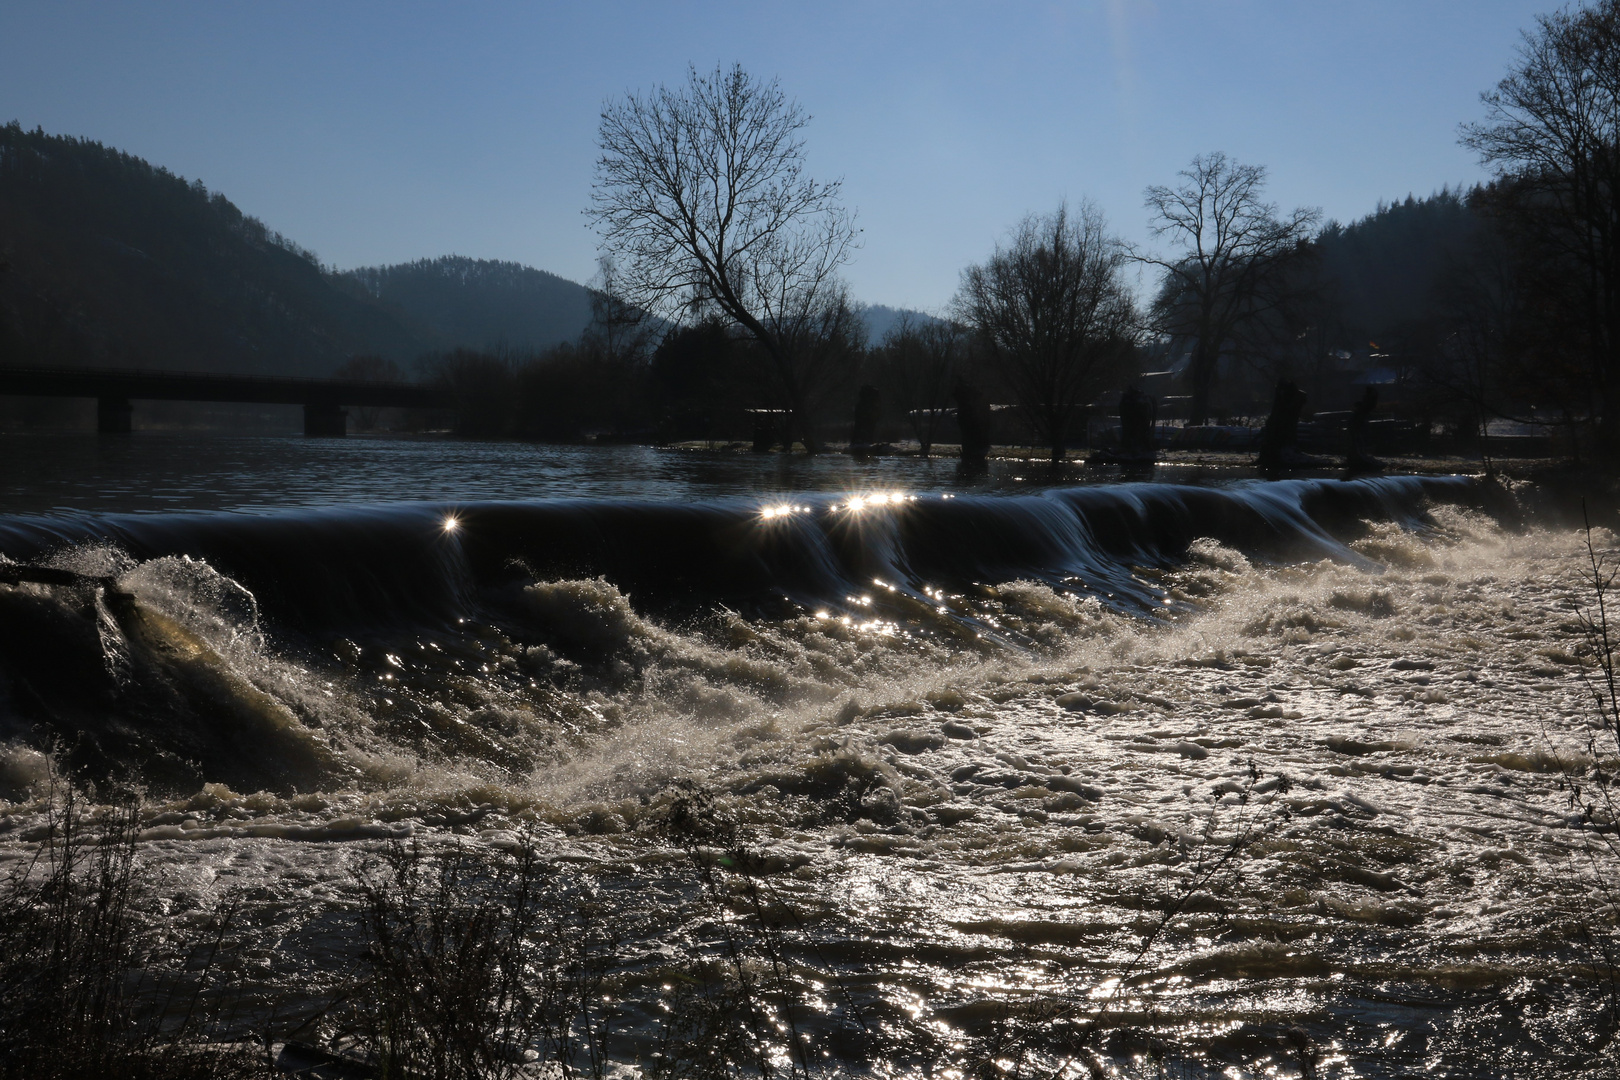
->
[1, 484, 1616, 1075]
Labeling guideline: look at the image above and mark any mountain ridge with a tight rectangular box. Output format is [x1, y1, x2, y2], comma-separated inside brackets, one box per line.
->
[0, 123, 942, 379]
[335, 256, 595, 356]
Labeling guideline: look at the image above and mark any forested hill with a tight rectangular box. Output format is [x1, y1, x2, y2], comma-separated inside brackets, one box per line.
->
[0, 123, 428, 376]
[1314, 188, 1482, 349]
[335, 257, 595, 353]
[861, 304, 942, 346]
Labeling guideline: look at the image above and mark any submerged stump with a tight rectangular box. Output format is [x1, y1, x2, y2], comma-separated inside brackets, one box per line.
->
[849, 384, 884, 457]
[954, 382, 991, 471]
[1345, 385, 1384, 475]
[1256, 379, 1323, 472]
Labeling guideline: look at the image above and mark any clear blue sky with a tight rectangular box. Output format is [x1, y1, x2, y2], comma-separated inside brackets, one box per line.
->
[1, 1, 1550, 311]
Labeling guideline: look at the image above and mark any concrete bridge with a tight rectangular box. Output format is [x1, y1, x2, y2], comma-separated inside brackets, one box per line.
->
[0, 366, 453, 435]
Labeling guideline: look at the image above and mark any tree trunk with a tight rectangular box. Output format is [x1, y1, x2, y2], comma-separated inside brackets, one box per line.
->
[1189, 343, 1215, 427]
[1256, 379, 1309, 471]
[794, 404, 820, 454]
[850, 385, 881, 451]
[779, 371, 819, 454]
[954, 383, 991, 469]
[1119, 388, 1155, 459]
[1600, 380, 1620, 463]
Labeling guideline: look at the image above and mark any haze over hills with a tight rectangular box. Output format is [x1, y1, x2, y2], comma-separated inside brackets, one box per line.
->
[0, 123, 427, 376]
[860, 304, 944, 345]
[335, 256, 596, 356]
[329, 263, 939, 356]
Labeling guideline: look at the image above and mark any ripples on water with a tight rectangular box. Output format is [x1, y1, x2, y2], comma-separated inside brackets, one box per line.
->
[0, 436, 1615, 1076]
[0, 433, 988, 515]
[0, 431, 1281, 517]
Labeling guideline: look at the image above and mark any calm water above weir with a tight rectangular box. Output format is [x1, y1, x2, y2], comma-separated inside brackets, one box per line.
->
[0, 432, 1276, 516]
[0, 437, 1613, 1077]
[0, 433, 1018, 516]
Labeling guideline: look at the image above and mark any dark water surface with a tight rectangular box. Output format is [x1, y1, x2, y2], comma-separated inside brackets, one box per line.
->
[0, 432, 1269, 517]
[0, 433, 989, 516]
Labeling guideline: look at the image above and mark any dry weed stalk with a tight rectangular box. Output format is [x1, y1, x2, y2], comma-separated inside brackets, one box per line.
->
[1566, 509, 1620, 1026]
[0, 781, 268, 1079]
[348, 836, 618, 1080]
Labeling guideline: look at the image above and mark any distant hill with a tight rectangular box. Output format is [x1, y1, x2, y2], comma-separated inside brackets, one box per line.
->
[336, 257, 595, 355]
[0, 122, 428, 376]
[0, 122, 928, 383]
[861, 304, 943, 346]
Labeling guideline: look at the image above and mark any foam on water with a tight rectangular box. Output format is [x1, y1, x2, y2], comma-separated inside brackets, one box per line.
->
[1, 475, 1615, 1074]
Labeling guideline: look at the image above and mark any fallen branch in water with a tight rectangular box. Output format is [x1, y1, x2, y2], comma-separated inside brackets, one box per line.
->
[0, 563, 134, 604]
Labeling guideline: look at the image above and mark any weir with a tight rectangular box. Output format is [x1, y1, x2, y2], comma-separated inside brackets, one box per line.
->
[0, 475, 1479, 636]
[0, 365, 453, 436]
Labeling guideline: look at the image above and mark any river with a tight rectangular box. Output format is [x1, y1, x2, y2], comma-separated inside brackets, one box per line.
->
[0, 433, 1612, 1077]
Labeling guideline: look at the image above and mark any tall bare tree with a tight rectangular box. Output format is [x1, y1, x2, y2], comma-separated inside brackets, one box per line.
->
[1461, 0, 1620, 457]
[588, 63, 859, 452]
[955, 202, 1137, 464]
[1139, 153, 1319, 425]
[1432, 230, 1520, 464]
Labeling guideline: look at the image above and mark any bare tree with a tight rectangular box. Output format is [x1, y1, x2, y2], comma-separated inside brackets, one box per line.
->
[1430, 225, 1520, 462]
[1139, 153, 1319, 426]
[1461, 0, 1620, 457]
[583, 254, 653, 366]
[873, 314, 962, 456]
[1425, 204, 1602, 462]
[588, 64, 859, 452]
[955, 202, 1137, 464]
[777, 285, 865, 426]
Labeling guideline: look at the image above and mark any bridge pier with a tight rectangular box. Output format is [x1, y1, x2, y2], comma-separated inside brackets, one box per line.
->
[97, 396, 133, 434]
[303, 402, 347, 437]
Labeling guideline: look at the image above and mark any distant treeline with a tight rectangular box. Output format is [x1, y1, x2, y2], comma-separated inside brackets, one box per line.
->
[409, 318, 825, 444]
[1207, 188, 1494, 433]
[0, 96, 1606, 455]
[1170, 180, 1616, 456]
[335, 257, 594, 354]
[398, 191, 1495, 451]
[369, 309, 947, 447]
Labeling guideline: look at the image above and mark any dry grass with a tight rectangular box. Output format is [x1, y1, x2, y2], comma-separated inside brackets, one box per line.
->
[336, 836, 618, 1080]
[1564, 515, 1620, 1037]
[0, 783, 271, 1079]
